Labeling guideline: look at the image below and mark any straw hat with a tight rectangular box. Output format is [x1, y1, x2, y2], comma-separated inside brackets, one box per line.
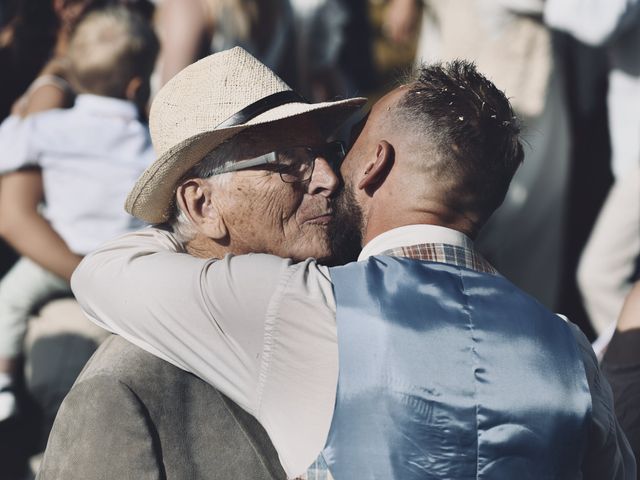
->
[126, 47, 366, 224]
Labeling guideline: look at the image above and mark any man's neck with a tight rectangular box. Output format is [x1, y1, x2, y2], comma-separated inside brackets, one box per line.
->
[185, 234, 230, 259]
[362, 210, 476, 247]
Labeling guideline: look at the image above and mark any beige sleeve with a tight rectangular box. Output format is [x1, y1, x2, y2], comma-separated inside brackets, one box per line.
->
[71, 227, 302, 415]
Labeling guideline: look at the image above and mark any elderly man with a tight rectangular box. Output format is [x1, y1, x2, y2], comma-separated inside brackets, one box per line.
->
[37, 47, 364, 479]
[70, 49, 635, 479]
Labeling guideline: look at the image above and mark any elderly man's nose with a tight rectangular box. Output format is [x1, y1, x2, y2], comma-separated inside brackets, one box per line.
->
[308, 157, 339, 196]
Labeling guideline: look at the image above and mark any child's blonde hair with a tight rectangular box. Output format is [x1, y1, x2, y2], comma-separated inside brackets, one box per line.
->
[67, 6, 159, 98]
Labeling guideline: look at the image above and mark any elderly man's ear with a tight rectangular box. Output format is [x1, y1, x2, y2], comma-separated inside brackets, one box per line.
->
[176, 179, 228, 240]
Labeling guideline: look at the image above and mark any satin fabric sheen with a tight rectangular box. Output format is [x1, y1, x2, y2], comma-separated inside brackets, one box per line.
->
[322, 257, 591, 479]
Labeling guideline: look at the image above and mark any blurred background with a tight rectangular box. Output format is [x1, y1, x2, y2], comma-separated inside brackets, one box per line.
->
[0, 0, 638, 478]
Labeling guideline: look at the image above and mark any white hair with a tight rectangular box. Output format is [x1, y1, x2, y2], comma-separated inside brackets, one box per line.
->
[167, 144, 237, 243]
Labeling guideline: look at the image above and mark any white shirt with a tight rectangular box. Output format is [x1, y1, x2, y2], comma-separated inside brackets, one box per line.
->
[0, 94, 155, 254]
[71, 225, 634, 479]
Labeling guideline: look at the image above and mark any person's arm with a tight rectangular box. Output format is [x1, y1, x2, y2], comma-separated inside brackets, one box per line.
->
[0, 114, 81, 281]
[493, 0, 544, 16]
[157, 0, 210, 86]
[0, 170, 82, 281]
[11, 58, 74, 118]
[544, 0, 640, 46]
[70, 227, 319, 413]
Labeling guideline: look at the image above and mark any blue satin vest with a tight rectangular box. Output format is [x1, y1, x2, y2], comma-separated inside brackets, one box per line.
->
[322, 256, 591, 480]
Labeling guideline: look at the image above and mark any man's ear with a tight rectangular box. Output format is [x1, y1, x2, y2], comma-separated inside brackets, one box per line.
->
[176, 179, 228, 240]
[357, 140, 394, 192]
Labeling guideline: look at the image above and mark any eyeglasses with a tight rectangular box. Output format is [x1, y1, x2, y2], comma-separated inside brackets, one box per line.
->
[210, 141, 346, 183]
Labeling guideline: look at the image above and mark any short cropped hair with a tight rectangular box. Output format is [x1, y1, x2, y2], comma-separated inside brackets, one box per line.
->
[67, 6, 159, 98]
[396, 60, 524, 224]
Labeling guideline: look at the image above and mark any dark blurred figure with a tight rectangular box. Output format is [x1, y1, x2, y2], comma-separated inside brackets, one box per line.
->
[0, 0, 58, 122]
[603, 281, 640, 480]
[0, 0, 100, 122]
[552, 36, 612, 341]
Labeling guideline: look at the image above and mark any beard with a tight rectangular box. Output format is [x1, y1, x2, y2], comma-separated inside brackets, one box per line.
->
[326, 180, 364, 266]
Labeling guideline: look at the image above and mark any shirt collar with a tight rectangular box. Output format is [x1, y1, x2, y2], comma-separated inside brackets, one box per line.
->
[74, 94, 139, 121]
[358, 224, 474, 261]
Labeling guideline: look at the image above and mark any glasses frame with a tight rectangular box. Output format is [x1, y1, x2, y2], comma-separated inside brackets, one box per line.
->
[209, 141, 346, 183]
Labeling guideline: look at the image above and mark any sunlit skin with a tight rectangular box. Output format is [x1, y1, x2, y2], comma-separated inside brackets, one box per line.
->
[178, 117, 339, 262]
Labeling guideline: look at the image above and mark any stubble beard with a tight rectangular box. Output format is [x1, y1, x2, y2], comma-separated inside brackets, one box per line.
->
[326, 180, 364, 266]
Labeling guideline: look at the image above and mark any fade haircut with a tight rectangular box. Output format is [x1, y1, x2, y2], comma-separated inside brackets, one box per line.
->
[396, 60, 524, 224]
[67, 6, 159, 98]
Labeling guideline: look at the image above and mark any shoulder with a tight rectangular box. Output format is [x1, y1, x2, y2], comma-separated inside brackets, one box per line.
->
[39, 369, 162, 479]
[77, 335, 165, 381]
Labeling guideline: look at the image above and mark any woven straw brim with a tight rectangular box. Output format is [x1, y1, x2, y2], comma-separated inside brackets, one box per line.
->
[126, 96, 366, 224]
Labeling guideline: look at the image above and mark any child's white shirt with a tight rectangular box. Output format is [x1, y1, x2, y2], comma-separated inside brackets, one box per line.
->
[0, 94, 155, 254]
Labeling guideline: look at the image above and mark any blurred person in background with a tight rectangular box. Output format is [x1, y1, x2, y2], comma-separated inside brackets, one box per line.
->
[385, 0, 570, 310]
[156, 0, 294, 87]
[0, 5, 158, 423]
[0, 0, 93, 284]
[289, 0, 376, 102]
[602, 280, 640, 480]
[0, 0, 155, 277]
[579, 165, 640, 347]
[545, 0, 640, 339]
[156, 0, 377, 102]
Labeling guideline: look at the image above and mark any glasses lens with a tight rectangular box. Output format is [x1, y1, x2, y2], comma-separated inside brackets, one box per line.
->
[276, 147, 314, 183]
[275, 141, 346, 183]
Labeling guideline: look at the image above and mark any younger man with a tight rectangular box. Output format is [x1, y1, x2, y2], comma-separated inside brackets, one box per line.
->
[0, 6, 159, 421]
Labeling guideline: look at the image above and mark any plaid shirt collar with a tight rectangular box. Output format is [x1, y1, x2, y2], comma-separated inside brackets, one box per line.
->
[359, 224, 497, 275]
[379, 243, 497, 275]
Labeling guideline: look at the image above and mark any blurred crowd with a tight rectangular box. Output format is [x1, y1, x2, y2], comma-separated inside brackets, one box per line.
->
[0, 0, 638, 478]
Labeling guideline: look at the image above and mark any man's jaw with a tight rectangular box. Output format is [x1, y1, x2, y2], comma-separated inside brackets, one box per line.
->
[326, 186, 364, 266]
